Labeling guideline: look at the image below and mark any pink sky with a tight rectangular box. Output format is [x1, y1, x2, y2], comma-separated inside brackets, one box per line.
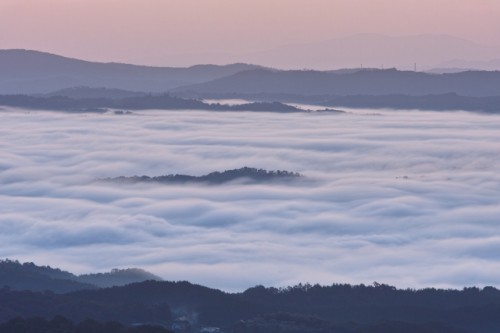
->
[1, 0, 499, 66]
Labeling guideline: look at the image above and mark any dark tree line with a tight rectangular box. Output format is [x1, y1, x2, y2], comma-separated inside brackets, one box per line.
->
[0, 316, 172, 333]
[2, 261, 500, 333]
[2, 281, 500, 332]
[0, 94, 301, 112]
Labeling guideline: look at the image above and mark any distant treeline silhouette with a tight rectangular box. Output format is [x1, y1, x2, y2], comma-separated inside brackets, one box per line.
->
[174, 91, 500, 113]
[103, 167, 303, 185]
[0, 94, 303, 113]
[321, 93, 500, 112]
[172, 68, 500, 97]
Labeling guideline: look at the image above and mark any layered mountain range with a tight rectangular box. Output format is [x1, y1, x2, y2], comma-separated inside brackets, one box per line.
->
[2, 49, 500, 113]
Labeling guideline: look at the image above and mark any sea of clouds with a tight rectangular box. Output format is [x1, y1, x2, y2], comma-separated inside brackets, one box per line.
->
[1, 107, 500, 291]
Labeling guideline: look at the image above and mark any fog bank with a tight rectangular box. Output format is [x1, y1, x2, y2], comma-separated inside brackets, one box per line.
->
[1, 108, 499, 291]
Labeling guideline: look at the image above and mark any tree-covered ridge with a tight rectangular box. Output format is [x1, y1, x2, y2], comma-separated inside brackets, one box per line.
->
[0, 259, 162, 292]
[1, 279, 500, 332]
[0, 315, 469, 333]
[0, 259, 95, 293]
[103, 167, 303, 185]
[0, 94, 305, 113]
[0, 316, 173, 333]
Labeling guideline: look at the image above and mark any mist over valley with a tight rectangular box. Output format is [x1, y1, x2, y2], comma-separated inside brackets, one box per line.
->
[2, 2, 500, 330]
[1, 107, 499, 292]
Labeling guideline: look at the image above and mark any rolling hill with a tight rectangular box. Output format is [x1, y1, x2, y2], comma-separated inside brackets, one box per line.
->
[0, 49, 261, 94]
[0, 259, 162, 292]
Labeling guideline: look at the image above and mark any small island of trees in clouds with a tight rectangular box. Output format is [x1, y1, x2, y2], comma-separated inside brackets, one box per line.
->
[101, 167, 303, 185]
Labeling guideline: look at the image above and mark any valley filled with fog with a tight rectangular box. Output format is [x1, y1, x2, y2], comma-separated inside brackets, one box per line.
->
[1, 107, 499, 291]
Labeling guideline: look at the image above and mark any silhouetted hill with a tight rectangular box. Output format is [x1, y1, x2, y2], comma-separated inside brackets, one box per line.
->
[2, 280, 500, 332]
[103, 167, 302, 185]
[0, 259, 162, 292]
[0, 260, 95, 293]
[0, 49, 262, 94]
[172, 68, 500, 97]
[2, 261, 500, 332]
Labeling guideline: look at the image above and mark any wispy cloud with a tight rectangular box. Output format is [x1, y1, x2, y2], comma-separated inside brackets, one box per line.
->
[1, 108, 500, 291]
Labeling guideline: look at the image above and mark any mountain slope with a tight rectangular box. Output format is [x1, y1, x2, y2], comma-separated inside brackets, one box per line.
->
[0, 259, 162, 292]
[0, 260, 95, 293]
[172, 68, 500, 97]
[0, 49, 262, 94]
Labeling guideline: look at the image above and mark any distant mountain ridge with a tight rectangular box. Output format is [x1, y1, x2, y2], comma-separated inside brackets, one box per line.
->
[172, 68, 500, 97]
[0, 259, 162, 292]
[4, 49, 500, 113]
[0, 49, 262, 94]
[240, 33, 500, 70]
[152, 34, 500, 70]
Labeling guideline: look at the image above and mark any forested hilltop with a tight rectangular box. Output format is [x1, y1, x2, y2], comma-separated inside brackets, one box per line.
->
[0, 259, 162, 292]
[102, 167, 303, 185]
[1, 260, 500, 333]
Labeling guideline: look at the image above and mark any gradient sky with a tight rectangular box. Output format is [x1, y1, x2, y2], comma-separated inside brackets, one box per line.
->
[1, 0, 500, 64]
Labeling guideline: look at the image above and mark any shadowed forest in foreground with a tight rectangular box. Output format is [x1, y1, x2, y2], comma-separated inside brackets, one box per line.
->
[1, 260, 499, 333]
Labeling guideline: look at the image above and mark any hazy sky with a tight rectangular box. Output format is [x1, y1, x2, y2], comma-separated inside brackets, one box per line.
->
[1, 0, 500, 65]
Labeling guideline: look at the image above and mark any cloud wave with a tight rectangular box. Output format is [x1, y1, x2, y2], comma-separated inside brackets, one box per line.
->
[1, 108, 500, 291]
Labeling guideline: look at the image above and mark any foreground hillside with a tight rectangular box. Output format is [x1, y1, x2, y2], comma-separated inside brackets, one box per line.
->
[1, 261, 500, 333]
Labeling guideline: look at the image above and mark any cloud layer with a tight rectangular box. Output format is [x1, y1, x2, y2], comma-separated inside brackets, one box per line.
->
[1, 107, 500, 291]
